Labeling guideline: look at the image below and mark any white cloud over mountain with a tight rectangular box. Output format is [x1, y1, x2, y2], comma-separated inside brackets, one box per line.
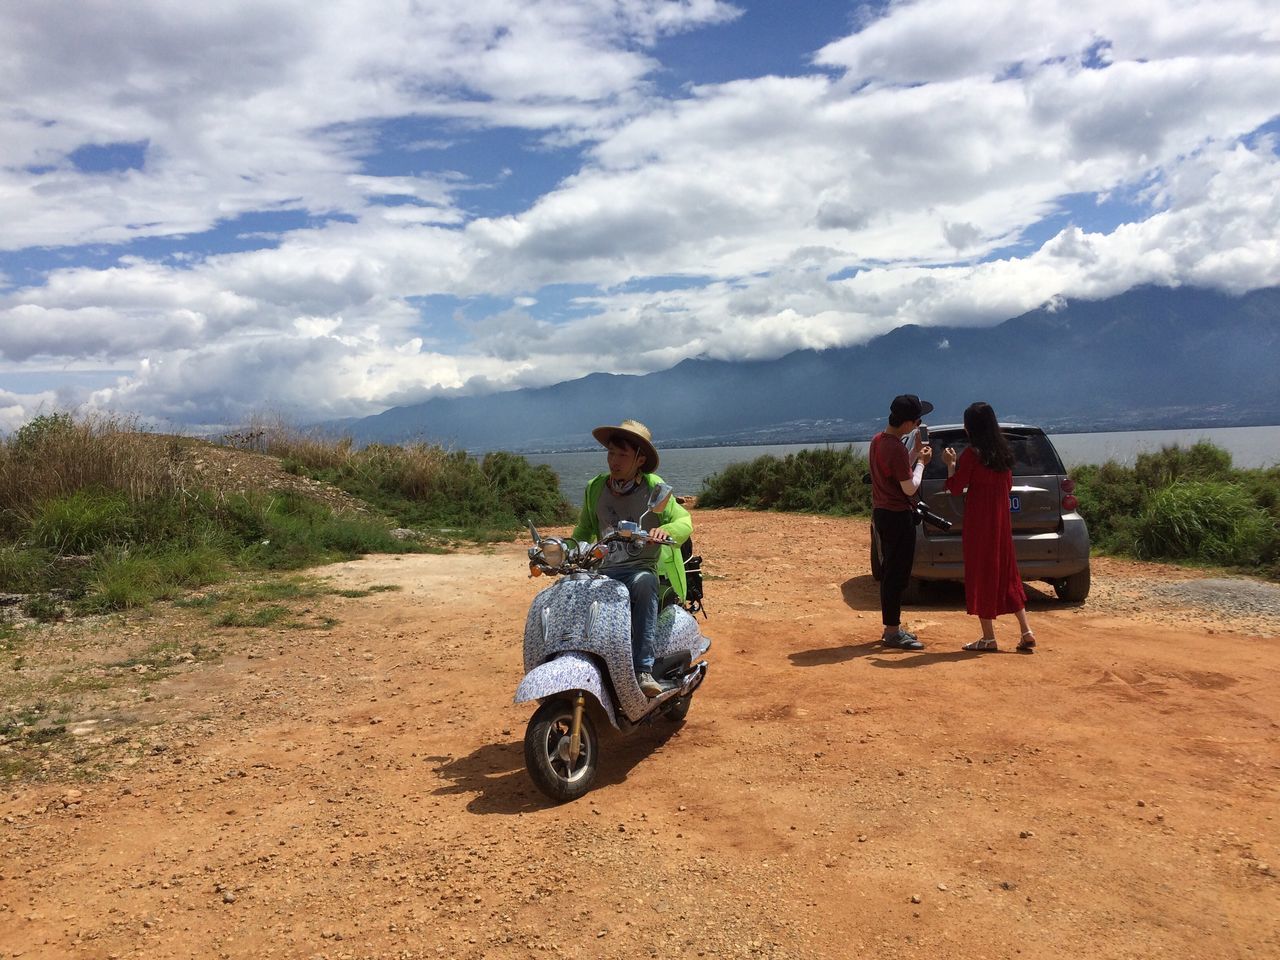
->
[0, 0, 1277, 432]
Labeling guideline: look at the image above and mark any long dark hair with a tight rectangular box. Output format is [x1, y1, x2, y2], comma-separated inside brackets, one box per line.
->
[963, 402, 1014, 471]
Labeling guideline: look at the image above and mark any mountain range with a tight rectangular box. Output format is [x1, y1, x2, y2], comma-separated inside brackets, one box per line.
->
[344, 285, 1280, 451]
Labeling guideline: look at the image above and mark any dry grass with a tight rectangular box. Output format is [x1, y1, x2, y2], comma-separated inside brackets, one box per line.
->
[223, 413, 356, 472]
[224, 414, 454, 501]
[0, 413, 197, 516]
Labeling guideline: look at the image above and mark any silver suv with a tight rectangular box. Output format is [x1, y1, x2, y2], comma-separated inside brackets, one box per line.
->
[871, 424, 1091, 601]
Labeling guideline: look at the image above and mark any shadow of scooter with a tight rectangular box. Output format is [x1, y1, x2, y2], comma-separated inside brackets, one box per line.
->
[432, 722, 684, 815]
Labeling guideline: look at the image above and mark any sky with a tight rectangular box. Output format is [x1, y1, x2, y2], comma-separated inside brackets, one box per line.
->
[2, 0, 1278, 433]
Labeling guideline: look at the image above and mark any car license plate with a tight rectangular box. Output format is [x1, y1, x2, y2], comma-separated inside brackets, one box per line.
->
[1010, 495, 1021, 513]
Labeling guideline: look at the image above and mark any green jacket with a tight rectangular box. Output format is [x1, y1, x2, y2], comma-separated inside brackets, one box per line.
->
[571, 472, 693, 600]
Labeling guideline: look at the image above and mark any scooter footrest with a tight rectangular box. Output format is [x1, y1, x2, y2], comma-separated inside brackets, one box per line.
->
[677, 661, 708, 697]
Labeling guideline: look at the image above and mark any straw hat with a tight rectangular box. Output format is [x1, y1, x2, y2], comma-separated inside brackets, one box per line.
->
[591, 419, 659, 472]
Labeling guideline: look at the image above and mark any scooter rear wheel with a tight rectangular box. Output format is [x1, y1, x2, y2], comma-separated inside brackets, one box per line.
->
[524, 698, 599, 802]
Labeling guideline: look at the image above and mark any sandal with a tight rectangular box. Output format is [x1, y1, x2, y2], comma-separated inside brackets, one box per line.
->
[1017, 631, 1037, 653]
[963, 638, 998, 652]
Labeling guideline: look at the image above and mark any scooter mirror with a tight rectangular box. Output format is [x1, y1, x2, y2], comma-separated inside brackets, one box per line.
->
[526, 519, 541, 542]
[647, 482, 674, 513]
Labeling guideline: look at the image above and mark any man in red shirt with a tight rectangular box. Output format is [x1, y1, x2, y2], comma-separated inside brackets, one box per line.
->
[869, 394, 934, 649]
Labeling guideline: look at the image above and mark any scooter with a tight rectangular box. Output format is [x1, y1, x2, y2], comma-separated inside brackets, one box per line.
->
[514, 483, 711, 802]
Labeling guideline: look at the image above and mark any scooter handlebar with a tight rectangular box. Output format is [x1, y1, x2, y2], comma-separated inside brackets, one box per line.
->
[527, 525, 675, 577]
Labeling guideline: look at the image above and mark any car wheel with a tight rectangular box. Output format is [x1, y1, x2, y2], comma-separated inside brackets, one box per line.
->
[1055, 565, 1090, 603]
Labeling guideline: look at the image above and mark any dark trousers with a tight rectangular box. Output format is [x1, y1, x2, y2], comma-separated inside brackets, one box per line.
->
[873, 507, 916, 627]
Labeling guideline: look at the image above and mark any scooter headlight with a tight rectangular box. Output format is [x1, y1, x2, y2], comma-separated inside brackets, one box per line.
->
[539, 538, 566, 568]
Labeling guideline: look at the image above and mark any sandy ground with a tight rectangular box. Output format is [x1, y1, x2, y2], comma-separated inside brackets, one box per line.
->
[1, 509, 1278, 960]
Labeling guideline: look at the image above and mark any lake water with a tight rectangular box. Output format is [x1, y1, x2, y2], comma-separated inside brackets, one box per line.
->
[528, 424, 1280, 500]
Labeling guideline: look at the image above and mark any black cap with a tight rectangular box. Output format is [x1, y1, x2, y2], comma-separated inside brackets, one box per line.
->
[890, 394, 933, 421]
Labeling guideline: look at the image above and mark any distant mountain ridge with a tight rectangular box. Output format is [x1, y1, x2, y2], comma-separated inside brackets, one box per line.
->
[346, 285, 1280, 451]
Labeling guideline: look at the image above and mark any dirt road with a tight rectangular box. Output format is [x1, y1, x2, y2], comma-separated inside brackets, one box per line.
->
[2, 510, 1278, 959]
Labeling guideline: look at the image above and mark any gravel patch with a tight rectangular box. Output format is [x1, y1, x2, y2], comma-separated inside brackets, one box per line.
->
[1152, 577, 1280, 620]
[1078, 573, 1280, 637]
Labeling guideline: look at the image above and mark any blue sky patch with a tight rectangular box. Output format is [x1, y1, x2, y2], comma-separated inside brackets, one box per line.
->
[69, 140, 149, 173]
[651, 0, 871, 89]
[983, 188, 1155, 262]
[355, 118, 585, 219]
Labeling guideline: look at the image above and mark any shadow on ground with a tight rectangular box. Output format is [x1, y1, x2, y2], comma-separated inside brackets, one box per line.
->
[789, 638, 985, 670]
[431, 721, 683, 815]
[842, 575, 1063, 613]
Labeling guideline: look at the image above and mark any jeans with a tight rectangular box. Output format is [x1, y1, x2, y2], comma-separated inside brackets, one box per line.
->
[873, 507, 916, 627]
[603, 567, 658, 675]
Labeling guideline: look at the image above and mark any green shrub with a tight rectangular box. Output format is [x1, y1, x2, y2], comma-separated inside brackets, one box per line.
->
[1072, 444, 1280, 576]
[11, 413, 76, 455]
[298, 441, 570, 534]
[1070, 461, 1150, 551]
[1133, 440, 1235, 488]
[480, 451, 567, 525]
[1127, 480, 1275, 566]
[701, 446, 871, 514]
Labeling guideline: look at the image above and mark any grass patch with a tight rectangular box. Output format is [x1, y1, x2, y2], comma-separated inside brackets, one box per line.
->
[2, 413, 570, 621]
[237, 419, 573, 538]
[0, 702, 48, 738]
[53, 673, 115, 694]
[214, 605, 292, 628]
[331, 584, 402, 598]
[245, 576, 328, 601]
[21, 595, 66, 622]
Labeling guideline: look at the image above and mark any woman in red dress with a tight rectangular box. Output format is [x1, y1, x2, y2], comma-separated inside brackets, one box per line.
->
[941, 402, 1037, 653]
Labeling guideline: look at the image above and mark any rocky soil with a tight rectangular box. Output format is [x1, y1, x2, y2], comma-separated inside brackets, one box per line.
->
[1, 510, 1277, 960]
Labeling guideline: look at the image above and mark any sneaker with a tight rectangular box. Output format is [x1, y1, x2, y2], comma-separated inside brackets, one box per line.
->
[637, 672, 663, 697]
[881, 630, 924, 650]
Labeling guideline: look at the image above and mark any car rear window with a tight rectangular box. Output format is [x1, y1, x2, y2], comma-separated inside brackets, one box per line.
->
[923, 430, 1065, 480]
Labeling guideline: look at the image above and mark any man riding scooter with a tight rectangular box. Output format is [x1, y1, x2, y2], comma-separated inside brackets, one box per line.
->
[571, 419, 692, 697]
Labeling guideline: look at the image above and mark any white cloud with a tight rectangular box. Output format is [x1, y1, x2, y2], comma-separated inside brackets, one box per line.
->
[0, 1, 740, 251]
[0, 0, 1277, 432]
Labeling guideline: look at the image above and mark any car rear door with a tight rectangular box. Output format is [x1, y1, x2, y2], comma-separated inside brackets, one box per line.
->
[917, 428, 1064, 565]
[1006, 429, 1064, 565]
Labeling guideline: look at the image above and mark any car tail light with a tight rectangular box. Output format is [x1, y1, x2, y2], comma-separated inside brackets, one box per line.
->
[1060, 477, 1076, 494]
[1062, 494, 1079, 512]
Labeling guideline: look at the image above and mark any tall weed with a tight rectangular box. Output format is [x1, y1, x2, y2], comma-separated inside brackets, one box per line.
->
[1128, 481, 1274, 565]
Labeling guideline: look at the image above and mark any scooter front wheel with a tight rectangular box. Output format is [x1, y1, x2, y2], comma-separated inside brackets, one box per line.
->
[524, 697, 599, 802]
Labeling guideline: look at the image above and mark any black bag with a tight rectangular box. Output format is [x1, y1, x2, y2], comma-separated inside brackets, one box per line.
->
[681, 538, 704, 605]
